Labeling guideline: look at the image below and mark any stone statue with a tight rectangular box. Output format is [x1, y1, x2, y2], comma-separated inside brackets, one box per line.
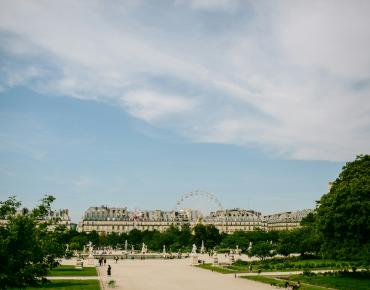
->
[191, 243, 197, 254]
[236, 245, 241, 255]
[200, 240, 205, 254]
[141, 242, 147, 254]
[163, 245, 166, 255]
[86, 241, 94, 265]
[131, 245, 135, 253]
[124, 240, 128, 251]
[87, 241, 93, 255]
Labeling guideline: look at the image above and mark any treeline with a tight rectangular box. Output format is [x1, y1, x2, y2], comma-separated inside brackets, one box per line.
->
[59, 222, 320, 260]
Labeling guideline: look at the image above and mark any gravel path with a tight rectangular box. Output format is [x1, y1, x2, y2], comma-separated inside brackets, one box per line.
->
[96, 258, 274, 290]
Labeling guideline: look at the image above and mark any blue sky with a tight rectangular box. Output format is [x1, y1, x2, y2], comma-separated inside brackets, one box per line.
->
[0, 1, 369, 222]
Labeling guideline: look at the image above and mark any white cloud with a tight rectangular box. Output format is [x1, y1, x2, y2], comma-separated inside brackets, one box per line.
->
[0, 0, 369, 161]
[121, 90, 197, 122]
[175, 0, 241, 12]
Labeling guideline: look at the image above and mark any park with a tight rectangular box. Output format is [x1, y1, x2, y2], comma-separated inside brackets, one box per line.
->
[0, 155, 369, 289]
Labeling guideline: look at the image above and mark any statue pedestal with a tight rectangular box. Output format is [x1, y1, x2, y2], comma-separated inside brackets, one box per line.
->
[212, 254, 218, 266]
[86, 254, 95, 265]
[75, 259, 83, 269]
[191, 254, 198, 265]
[229, 254, 235, 264]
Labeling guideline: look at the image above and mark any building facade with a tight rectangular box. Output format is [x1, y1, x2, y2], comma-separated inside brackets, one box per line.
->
[78, 206, 312, 234]
[0, 208, 72, 230]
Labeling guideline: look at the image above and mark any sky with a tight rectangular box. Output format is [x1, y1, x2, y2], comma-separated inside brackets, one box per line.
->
[0, 0, 369, 222]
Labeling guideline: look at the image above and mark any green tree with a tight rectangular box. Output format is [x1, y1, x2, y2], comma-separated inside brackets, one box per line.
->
[0, 195, 62, 288]
[315, 155, 370, 261]
[276, 230, 297, 257]
[193, 224, 221, 250]
[250, 241, 274, 260]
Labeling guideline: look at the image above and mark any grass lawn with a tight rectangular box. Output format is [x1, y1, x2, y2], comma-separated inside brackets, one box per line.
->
[242, 275, 325, 290]
[290, 273, 370, 290]
[229, 258, 368, 273]
[197, 263, 235, 274]
[48, 265, 97, 276]
[9, 279, 100, 290]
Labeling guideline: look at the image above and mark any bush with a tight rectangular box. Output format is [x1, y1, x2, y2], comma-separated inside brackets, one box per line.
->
[303, 269, 316, 276]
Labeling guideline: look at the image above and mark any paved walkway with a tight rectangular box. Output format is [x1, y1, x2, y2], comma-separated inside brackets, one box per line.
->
[96, 258, 274, 290]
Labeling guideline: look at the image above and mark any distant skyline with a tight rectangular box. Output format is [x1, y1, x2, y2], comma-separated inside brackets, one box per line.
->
[1, 1, 369, 222]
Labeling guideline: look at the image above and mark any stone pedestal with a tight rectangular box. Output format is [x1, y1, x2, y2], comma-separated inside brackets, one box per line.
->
[191, 254, 198, 265]
[86, 254, 95, 265]
[75, 259, 83, 269]
[212, 253, 218, 266]
[229, 253, 235, 264]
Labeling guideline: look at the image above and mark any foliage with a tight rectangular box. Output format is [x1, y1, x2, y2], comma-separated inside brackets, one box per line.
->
[193, 224, 221, 249]
[315, 155, 370, 261]
[0, 195, 67, 289]
[276, 230, 297, 257]
[249, 241, 274, 260]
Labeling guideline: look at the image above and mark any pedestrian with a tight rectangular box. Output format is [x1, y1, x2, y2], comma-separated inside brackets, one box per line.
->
[99, 257, 102, 266]
[234, 273, 236, 278]
[107, 265, 111, 276]
[249, 264, 252, 272]
[104, 258, 107, 265]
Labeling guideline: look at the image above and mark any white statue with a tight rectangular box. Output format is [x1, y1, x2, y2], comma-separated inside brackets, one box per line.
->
[191, 243, 197, 254]
[200, 240, 205, 254]
[131, 245, 135, 253]
[87, 241, 93, 255]
[124, 240, 128, 251]
[163, 245, 166, 255]
[141, 242, 147, 254]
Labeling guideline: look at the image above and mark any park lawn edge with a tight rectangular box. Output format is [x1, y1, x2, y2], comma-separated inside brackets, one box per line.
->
[47, 265, 98, 276]
[8, 279, 101, 290]
[196, 263, 235, 274]
[241, 275, 329, 290]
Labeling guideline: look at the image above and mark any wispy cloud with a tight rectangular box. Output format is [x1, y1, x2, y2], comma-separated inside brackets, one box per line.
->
[0, 0, 369, 161]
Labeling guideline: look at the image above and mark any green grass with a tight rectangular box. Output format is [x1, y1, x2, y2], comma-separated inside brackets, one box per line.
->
[290, 273, 370, 290]
[243, 275, 331, 290]
[47, 265, 97, 277]
[197, 263, 235, 274]
[242, 272, 370, 290]
[242, 275, 287, 288]
[9, 279, 100, 290]
[230, 258, 368, 273]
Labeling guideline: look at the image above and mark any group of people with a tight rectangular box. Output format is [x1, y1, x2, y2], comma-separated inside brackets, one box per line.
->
[98, 257, 107, 266]
[98, 257, 112, 276]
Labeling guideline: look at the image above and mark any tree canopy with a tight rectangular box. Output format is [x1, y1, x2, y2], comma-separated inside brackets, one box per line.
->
[0, 195, 67, 289]
[315, 154, 370, 261]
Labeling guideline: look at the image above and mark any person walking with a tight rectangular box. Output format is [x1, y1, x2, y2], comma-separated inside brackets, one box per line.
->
[107, 265, 111, 276]
[104, 258, 107, 265]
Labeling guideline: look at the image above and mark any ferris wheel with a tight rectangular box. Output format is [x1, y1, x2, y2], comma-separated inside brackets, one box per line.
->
[175, 190, 224, 214]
